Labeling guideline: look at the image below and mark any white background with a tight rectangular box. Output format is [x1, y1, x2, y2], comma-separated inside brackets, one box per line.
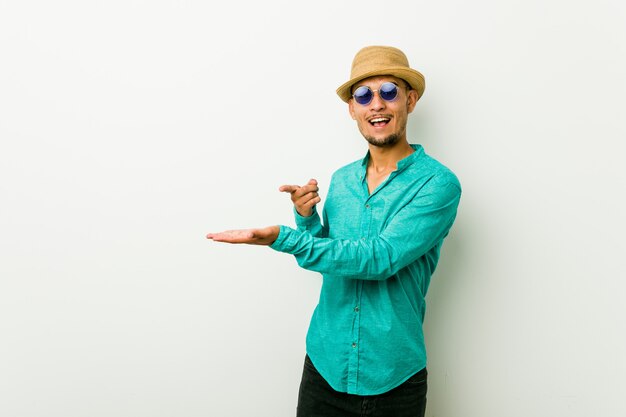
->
[1, 1, 625, 416]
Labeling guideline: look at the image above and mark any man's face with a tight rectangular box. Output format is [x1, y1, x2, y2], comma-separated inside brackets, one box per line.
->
[348, 75, 418, 148]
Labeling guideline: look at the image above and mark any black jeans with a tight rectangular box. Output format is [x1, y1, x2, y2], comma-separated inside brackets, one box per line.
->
[296, 355, 427, 417]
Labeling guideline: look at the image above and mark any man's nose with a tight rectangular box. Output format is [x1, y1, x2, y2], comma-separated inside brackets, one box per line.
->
[369, 92, 386, 111]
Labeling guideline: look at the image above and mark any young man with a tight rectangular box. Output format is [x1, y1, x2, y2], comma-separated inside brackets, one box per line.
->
[207, 45, 461, 417]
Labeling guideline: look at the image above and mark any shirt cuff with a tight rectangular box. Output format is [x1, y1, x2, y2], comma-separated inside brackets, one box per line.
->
[270, 225, 298, 253]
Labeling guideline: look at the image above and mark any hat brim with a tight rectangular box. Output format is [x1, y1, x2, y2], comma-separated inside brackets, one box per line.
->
[336, 67, 425, 103]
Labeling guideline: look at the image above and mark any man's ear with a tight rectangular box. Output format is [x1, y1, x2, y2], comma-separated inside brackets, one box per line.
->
[407, 90, 419, 114]
[348, 99, 356, 120]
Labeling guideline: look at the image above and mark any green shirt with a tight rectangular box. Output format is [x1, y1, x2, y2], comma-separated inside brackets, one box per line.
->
[270, 144, 461, 395]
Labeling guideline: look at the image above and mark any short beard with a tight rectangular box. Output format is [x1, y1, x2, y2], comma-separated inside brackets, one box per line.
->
[363, 133, 401, 148]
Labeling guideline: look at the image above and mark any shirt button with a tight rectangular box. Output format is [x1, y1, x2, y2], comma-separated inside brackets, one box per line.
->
[365, 204, 370, 208]
[354, 306, 359, 312]
[352, 342, 357, 348]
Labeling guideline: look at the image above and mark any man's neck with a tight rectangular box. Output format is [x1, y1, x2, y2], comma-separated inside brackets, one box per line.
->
[367, 140, 414, 173]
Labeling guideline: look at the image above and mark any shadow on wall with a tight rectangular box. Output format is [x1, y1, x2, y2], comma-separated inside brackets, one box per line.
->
[421, 205, 472, 416]
[407, 100, 435, 148]
[424, 198, 473, 337]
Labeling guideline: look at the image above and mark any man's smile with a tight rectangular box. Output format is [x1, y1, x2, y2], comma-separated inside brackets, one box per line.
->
[367, 115, 392, 127]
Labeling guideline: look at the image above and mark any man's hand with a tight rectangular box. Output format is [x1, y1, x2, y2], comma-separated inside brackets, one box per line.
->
[206, 225, 280, 246]
[279, 178, 321, 217]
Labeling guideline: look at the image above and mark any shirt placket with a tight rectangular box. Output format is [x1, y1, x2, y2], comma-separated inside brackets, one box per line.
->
[347, 175, 375, 393]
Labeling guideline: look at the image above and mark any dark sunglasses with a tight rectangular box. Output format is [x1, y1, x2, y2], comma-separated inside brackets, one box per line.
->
[352, 82, 400, 106]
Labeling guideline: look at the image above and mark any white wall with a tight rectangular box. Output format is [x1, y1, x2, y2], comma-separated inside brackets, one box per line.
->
[1, 1, 625, 416]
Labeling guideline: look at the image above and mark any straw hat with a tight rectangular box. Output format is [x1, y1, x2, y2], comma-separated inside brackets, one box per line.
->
[336, 46, 425, 103]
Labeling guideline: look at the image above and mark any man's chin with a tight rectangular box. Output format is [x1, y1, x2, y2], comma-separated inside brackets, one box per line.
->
[364, 133, 401, 148]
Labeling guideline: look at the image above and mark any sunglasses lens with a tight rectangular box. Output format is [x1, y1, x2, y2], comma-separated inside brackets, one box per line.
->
[379, 82, 399, 101]
[353, 86, 373, 105]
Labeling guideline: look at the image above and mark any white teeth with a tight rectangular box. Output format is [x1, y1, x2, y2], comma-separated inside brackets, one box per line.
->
[370, 117, 389, 123]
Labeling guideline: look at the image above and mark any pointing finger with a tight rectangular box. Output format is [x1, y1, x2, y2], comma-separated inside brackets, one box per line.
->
[279, 184, 300, 193]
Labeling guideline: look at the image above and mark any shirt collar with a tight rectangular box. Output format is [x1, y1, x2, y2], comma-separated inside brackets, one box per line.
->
[360, 144, 423, 173]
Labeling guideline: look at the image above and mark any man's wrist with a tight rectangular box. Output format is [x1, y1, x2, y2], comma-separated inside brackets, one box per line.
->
[295, 206, 317, 221]
[269, 225, 289, 251]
